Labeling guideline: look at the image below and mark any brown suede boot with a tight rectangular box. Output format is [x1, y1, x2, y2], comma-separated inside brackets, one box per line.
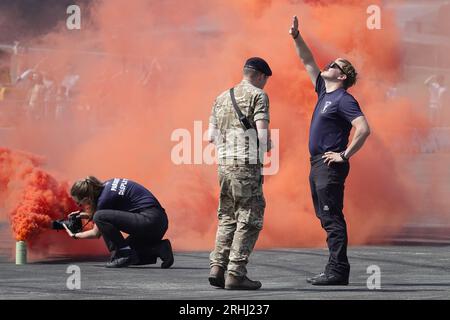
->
[208, 266, 225, 288]
[224, 274, 262, 290]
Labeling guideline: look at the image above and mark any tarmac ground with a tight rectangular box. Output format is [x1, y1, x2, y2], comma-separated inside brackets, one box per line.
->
[0, 245, 449, 300]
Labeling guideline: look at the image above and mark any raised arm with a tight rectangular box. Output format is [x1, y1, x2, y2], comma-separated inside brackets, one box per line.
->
[289, 16, 321, 87]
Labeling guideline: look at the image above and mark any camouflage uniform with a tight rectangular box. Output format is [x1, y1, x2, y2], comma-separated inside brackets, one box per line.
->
[209, 79, 269, 277]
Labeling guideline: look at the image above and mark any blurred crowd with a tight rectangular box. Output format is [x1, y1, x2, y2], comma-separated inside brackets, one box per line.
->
[0, 63, 80, 126]
[0, 43, 163, 128]
[18, 67, 79, 122]
[385, 73, 449, 153]
[424, 74, 447, 126]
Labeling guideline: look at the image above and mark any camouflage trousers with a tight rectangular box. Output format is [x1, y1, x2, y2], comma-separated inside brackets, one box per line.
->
[209, 164, 266, 277]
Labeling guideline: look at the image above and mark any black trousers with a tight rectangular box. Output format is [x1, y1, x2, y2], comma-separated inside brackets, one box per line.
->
[93, 206, 168, 263]
[309, 154, 350, 278]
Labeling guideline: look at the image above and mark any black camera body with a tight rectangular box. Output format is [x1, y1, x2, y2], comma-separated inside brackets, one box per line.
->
[52, 214, 83, 233]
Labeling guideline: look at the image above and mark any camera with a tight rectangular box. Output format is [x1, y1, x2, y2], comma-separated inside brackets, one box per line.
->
[51, 214, 83, 233]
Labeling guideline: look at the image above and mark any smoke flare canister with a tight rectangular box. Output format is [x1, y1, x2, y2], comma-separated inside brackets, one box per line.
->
[15, 241, 27, 265]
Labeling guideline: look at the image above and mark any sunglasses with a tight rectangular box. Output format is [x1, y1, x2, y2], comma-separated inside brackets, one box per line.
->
[325, 61, 347, 76]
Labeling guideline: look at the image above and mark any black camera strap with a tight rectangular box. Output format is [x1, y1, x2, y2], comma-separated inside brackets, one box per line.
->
[229, 87, 264, 166]
[77, 212, 91, 232]
[230, 88, 254, 131]
[80, 219, 91, 231]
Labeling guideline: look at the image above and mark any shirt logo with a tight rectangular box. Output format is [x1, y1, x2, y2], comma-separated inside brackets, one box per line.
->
[321, 101, 332, 114]
[118, 179, 128, 195]
[110, 178, 128, 195]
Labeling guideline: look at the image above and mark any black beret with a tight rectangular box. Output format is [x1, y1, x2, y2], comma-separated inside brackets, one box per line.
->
[244, 57, 272, 76]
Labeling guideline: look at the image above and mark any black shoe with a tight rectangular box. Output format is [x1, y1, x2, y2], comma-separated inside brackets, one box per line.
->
[310, 273, 349, 286]
[306, 272, 326, 284]
[131, 254, 157, 266]
[159, 239, 174, 269]
[131, 246, 158, 266]
[105, 249, 139, 268]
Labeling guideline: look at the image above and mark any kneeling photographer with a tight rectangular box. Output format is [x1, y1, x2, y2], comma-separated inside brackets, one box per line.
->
[60, 176, 174, 268]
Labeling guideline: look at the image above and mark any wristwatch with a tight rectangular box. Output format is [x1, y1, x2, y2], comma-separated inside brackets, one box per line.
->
[340, 151, 349, 161]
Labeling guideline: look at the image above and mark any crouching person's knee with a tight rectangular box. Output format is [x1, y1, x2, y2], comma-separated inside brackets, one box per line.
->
[93, 210, 108, 224]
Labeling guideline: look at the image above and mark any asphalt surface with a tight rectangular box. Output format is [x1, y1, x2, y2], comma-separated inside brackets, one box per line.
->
[0, 246, 449, 300]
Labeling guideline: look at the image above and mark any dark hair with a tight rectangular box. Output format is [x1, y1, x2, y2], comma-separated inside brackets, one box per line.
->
[243, 66, 264, 80]
[339, 59, 358, 89]
[70, 176, 104, 211]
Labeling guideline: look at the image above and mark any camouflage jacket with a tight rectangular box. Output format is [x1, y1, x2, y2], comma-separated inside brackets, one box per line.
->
[209, 79, 270, 165]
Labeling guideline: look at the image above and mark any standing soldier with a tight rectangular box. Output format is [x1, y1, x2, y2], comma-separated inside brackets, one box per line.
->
[290, 16, 371, 285]
[208, 57, 272, 290]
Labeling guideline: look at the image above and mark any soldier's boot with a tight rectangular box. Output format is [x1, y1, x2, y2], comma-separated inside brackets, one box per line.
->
[208, 266, 225, 288]
[224, 274, 262, 290]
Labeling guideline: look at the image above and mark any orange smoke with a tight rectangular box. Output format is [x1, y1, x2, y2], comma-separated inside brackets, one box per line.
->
[0, 147, 76, 241]
[0, 147, 107, 258]
[0, 0, 437, 256]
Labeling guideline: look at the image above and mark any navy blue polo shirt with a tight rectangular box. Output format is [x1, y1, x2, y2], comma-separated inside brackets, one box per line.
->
[96, 178, 162, 212]
[308, 74, 364, 156]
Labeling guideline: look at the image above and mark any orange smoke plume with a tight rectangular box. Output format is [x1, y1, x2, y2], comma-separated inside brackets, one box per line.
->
[0, 147, 107, 258]
[0, 147, 76, 242]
